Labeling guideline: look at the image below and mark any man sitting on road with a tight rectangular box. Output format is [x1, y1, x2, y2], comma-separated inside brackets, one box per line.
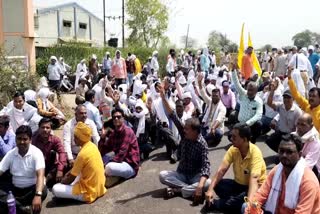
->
[63, 105, 99, 168]
[0, 115, 15, 160]
[32, 118, 67, 188]
[0, 125, 47, 213]
[159, 84, 211, 203]
[204, 123, 267, 214]
[230, 64, 263, 143]
[287, 67, 320, 132]
[245, 134, 320, 214]
[99, 108, 140, 185]
[266, 89, 302, 152]
[293, 113, 320, 179]
[52, 122, 106, 203]
[198, 73, 226, 147]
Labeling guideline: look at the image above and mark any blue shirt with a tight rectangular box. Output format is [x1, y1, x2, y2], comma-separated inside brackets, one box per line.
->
[308, 53, 319, 74]
[0, 130, 16, 158]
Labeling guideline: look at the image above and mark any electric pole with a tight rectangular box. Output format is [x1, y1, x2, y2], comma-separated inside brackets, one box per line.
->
[103, 0, 106, 46]
[185, 24, 190, 49]
[122, 0, 125, 48]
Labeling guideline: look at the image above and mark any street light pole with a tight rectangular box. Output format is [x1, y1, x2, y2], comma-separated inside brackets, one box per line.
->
[103, 0, 106, 46]
[122, 0, 125, 48]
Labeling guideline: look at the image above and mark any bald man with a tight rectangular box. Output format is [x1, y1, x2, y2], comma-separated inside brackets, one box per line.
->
[294, 113, 320, 179]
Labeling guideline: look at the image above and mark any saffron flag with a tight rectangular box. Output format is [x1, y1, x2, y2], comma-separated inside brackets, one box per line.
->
[237, 23, 245, 69]
[248, 32, 262, 76]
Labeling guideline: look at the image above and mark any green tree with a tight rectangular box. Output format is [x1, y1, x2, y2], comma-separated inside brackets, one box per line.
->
[292, 30, 320, 47]
[207, 31, 237, 53]
[126, 0, 169, 48]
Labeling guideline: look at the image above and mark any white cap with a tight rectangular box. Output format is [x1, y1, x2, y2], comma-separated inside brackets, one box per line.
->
[206, 84, 216, 96]
[50, 56, 57, 61]
[178, 75, 187, 85]
[308, 45, 315, 51]
[182, 91, 192, 99]
[92, 54, 97, 60]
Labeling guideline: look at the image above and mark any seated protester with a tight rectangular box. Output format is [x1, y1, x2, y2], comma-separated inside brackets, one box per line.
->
[220, 80, 236, 118]
[84, 90, 103, 130]
[287, 67, 320, 132]
[52, 122, 106, 203]
[245, 134, 320, 214]
[198, 73, 226, 147]
[24, 89, 37, 108]
[100, 79, 115, 122]
[99, 108, 140, 180]
[152, 83, 180, 162]
[158, 85, 211, 202]
[5, 91, 42, 133]
[126, 99, 153, 160]
[294, 113, 320, 178]
[175, 72, 195, 117]
[231, 64, 263, 143]
[36, 87, 66, 129]
[204, 123, 267, 214]
[32, 118, 67, 188]
[0, 125, 47, 213]
[63, 105, 100, 168]
[260, 78, 283, 134]
[75, 77, 89, 104]
[266, 90, 302, 152]
[0, 115, 15, 160]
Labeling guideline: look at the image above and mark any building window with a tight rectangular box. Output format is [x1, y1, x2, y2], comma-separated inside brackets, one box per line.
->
[34, 15, 39, 29]
[63, 20, 72, 28]
[79, 23, 87, 29]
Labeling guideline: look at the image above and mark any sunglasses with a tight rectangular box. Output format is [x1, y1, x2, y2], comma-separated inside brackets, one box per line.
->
[112, 115, 122, 120]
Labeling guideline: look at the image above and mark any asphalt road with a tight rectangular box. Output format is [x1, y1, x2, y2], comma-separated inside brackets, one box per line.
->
[42, 94, 278, 214]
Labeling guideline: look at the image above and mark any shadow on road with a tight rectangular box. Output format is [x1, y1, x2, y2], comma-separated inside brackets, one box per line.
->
[115, 188, 165, 204]
[46, 198, 83, 208]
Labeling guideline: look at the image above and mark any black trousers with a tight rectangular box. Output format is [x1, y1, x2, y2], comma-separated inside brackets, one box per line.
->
[156, 122, 178, 158]
[213, 179, 248, 214]
[0, 182, 47, 214]
[266, 130, 287, 152]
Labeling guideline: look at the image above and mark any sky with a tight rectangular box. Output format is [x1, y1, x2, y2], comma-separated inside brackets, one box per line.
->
[34, 0, 320, 48]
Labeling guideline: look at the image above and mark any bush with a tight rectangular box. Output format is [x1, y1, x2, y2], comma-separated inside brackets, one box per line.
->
[0, 47, 39, 108]
[36, 42, 167, 77]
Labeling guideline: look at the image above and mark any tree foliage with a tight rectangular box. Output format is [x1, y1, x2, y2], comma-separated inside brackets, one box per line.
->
[292, 30, 320, 48]
[126, 0, 169, 48]
[260, 44, 272, 52]
[207, 31, 238, 53]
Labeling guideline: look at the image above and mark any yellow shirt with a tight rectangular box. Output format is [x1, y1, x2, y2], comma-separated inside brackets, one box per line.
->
[71, 141, 107, 203]
[288, 78, 320, 132]
[223, 143, 267, 186]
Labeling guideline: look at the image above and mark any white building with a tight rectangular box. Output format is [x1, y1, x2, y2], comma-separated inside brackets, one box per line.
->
[34, 2, 104, 47]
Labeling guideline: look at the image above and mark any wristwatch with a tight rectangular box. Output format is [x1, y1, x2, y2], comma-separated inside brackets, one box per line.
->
[35, 191, 42, 196]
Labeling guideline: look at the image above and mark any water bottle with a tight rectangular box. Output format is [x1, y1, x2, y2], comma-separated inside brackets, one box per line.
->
[7, 191, 16, 214]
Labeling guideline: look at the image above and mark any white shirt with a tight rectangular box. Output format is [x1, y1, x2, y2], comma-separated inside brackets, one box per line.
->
[63, 118, 100, 160]
[83, 101, 103, 130]
[0, 145, 45, 188]
[288, 53, 313, 78]
[166, 57, 175, 73]
[151, 56, 159, 72]
[47, 63, 62, 81]
[92, 84, 102, 107]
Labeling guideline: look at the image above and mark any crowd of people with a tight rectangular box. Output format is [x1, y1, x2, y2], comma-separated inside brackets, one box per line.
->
[0, 44, 320, 214]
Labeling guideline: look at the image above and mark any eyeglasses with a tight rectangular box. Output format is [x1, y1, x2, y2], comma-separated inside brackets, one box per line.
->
[113, 115, 122, 120]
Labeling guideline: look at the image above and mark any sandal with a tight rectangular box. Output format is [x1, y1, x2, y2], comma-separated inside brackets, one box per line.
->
[165, 187, 176, 199]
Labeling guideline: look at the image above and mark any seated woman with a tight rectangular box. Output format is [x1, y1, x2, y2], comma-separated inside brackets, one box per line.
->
[36, 88, 65, 129]
[126, 99, 153, 160]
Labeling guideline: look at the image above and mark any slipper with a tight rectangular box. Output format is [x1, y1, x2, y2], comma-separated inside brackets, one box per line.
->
[165, 187, 176, 199]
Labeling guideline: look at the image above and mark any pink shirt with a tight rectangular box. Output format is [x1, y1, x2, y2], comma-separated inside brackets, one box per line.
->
[220, 89, 236, 109]
[298, 127, 320, 172]
[111, 58, 127, 79]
